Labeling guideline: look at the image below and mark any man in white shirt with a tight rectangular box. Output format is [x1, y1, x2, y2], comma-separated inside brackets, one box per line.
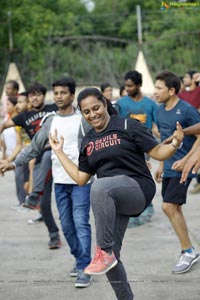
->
[0, 77, 92, 288]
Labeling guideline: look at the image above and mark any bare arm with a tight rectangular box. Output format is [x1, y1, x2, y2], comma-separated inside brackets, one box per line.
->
[183, 123, 200, 136]
[1, 139, 6, 159]
[154, 161, 164, 183]
[49, 130, 91, 186]
[148, 143, 178, 160]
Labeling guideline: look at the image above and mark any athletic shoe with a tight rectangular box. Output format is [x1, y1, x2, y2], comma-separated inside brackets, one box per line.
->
[128, 217, 141, 228]
[141, 203, 155, 220]
[172, 250, 200, 274]
[17, 206, 31, 213]
[11, 204, 21, 210]
[84, 246, 118, 275]
[48, 235, 61, 250]
[69, 265, 78, 277]
[128, 204, 155, 228]
[75, 270, 92, 288]
[23, 193, 40, 210]
[27, 213, 43, 224]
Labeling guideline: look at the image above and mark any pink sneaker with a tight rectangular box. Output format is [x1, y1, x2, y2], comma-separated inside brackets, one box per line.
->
[84, 246, 118, 275]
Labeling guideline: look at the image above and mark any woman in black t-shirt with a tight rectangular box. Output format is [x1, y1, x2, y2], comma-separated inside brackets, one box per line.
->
[49, 88, 184, 300]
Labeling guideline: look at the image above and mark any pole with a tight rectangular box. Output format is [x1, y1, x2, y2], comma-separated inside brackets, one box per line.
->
[136, 5, 143, 45]
[8, 11, 14, 53]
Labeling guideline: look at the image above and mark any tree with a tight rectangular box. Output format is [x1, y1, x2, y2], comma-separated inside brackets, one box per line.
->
[0, 0, 199, 91]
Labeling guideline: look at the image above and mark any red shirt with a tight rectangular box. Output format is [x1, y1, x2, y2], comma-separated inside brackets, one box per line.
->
[178, 86, 200, 109]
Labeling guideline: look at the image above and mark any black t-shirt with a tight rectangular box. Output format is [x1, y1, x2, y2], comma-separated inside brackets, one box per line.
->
[79, 115, 159, 204]
[12, 103, 57, 139]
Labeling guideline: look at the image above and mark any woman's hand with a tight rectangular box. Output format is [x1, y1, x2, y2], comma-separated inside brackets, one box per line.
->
[171, 121, 184, 148]
[154, 164, 163, 183]
[49, 129, 64, 152]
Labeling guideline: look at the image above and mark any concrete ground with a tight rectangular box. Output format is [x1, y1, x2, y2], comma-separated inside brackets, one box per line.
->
[0, 159, 200, 300]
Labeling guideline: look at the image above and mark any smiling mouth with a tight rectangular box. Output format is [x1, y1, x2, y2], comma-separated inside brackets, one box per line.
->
[91, 118, 101, 123]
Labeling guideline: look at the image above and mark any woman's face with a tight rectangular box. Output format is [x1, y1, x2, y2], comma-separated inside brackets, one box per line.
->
[80, 95, 110, 132]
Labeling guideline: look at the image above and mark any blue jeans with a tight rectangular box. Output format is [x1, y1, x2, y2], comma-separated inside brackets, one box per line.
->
[54, 183, 91, 270]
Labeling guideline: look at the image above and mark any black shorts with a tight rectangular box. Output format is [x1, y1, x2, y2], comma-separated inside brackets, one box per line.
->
[161, 177, 192, 205]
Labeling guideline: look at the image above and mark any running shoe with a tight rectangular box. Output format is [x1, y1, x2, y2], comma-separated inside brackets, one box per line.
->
[84, 246, 117, 275]
[48, 235, 61, 250]
[75, 270, 92, 288]
[172, 250, 200, 274]
[23, 193, 40, 210]
[27, 213, 43, 224]
[69, 264, 78, 277]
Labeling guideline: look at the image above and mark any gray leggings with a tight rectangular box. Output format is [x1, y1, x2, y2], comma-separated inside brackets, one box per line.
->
[90, 175, 146, 300]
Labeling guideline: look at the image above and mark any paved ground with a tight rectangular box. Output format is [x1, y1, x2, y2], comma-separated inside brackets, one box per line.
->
[0, 159, 200, 300]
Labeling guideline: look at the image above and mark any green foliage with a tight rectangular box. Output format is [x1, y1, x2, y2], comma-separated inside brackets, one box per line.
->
[0, 0, 199, 91]
[143, 8, 200, 78]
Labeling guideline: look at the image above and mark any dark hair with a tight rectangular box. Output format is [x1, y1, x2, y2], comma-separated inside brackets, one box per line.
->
[100, 82, 112, 93]
[179, 76, 184, 83]
[27, 82, 47, 96]
[52, 77, 76, 94]
[156, 71, 181, 94]
[77, 87, 118, 116]
[7, 80, 19, 91]
[186, 70, 197, 79]
[18, 91, 28, 97]
[124, 70, 142, 85]
[119, 85, 125, 96]
[7, 96, 17, 106]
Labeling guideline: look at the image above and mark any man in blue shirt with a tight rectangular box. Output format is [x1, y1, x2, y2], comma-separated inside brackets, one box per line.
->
[117, 70, 159, 226]
[154, 71, 200, 274]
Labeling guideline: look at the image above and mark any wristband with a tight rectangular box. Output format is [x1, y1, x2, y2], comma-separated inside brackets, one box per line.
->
[171, 142, 178, 149]
[171, 141, 182, 150]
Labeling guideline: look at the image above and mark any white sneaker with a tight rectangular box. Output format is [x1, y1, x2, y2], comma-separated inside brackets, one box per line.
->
[172, 249, 200, 274]
[17, 206, 31, 212]
[11, 204, 21, 210]
[27, 213, 43, 224]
